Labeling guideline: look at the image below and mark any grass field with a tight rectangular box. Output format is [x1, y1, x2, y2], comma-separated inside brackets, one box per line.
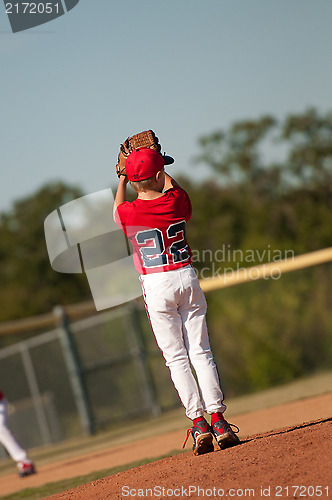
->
[1, 452, 186, 500]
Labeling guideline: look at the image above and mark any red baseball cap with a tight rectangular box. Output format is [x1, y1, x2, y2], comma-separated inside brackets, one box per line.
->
[126, 148, 165, 181]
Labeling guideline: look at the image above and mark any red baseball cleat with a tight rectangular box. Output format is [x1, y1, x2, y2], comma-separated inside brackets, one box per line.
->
[183, 418, 214, 456]
[211, 417, 240, 449]
[17, 460, 36, 478]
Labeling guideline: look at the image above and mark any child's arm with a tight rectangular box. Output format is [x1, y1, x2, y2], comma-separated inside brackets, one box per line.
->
[113, 176, 129, 217]
[164, 172, 181, 191]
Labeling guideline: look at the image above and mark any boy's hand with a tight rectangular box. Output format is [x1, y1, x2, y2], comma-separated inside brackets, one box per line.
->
[116, 151, 128, 178]
[164, 172, 180, 190]
[115, 130, 162, 178]
[115, 129, 174, 179]
[118, 174, 129, 185]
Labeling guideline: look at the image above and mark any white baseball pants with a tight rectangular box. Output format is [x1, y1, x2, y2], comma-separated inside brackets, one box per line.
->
[0, 398, 28, 462]
[141, 265, 226, 420]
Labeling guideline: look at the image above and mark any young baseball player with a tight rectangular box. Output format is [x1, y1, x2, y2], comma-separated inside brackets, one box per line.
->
[114, 147, 239, 455]
[0, 391, 36, 477]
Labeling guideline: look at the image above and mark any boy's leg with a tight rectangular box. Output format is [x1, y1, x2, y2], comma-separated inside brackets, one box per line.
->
[178, 267, 226, 415]
[0, 399, 30, 463]
[141, 272, 205, 420]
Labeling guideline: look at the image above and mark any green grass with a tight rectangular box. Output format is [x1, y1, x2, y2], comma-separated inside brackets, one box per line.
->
[1, 450, 185, 500]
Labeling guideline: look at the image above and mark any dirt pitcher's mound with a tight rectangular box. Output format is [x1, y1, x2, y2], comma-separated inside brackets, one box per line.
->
[48, 418, 331, 499]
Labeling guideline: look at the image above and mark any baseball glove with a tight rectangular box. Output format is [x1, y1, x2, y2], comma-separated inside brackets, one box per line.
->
[115, 129, 173, 178]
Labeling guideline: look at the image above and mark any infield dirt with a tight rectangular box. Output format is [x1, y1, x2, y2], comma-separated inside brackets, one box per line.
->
[47, 417, 331, 499]
[0, 379, 331, 499]
[0, 372, 332, 500]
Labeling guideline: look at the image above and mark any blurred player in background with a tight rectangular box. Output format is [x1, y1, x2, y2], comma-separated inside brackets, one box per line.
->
[0, 391, 36, 477]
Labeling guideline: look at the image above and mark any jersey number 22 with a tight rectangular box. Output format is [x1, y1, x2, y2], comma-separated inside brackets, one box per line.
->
[135, 221, 189, 268]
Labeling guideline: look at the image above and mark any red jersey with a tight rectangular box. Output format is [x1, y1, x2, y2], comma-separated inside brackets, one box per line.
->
[115, 186, 192, 274]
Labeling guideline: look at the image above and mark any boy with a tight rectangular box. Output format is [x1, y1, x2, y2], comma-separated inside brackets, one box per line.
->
[0, 391, 36, 477]
[114, 147, 239, 455]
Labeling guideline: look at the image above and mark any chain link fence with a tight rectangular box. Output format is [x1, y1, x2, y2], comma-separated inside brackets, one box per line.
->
[0, 301, 179, 456]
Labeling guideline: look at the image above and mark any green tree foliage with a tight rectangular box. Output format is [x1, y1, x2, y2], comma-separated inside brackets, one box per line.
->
[196, 107, 332, 200]
[189, 107, 332, 395]
[0, 182, 91, 322]
[190, 107, 332, 259]
[206, 264, 332, 397]
[282, 108, 332, 191]
[196, 116, 276, 180]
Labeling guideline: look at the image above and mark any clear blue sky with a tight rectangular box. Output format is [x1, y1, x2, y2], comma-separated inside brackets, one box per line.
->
[1, 0, 332, 213]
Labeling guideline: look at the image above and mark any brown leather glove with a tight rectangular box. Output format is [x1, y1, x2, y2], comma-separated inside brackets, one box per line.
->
[115, 129, 174, 178]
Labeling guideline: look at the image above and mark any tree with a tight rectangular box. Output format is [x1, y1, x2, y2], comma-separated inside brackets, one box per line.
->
[192, 109, 332, 394]
[0, 182, 91, 321]
[281, 108, 332, 198]
[195, 115, 280, 198]
[195, 108, 332, 203]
